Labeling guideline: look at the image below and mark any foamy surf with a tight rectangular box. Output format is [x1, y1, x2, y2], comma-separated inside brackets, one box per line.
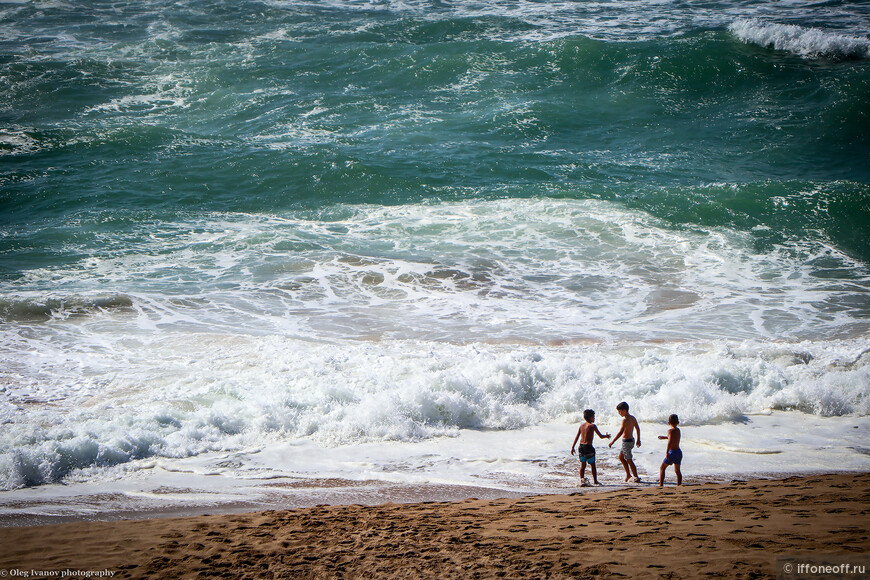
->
[2, 199, 867, 344]
[2, 198, 869, 493]
[2, 335, 869, 490]
[0, 412, 867, 524]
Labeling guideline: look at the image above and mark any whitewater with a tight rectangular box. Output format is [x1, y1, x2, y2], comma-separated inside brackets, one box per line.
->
[2, 198, 868, 521]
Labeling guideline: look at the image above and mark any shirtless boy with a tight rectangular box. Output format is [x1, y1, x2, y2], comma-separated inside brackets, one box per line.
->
[658, 414, 683, 486]
[571, 409, 611, 486]
[609, 401, 642, 483]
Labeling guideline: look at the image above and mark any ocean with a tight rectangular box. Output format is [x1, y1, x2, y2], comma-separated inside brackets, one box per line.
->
[1, 0, 869, 520]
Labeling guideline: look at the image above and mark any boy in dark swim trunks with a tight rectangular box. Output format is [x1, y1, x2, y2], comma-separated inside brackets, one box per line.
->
[658, 414, 682, 486]
[571, 409, 611, 486]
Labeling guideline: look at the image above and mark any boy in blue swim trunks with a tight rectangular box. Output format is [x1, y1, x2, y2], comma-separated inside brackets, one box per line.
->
[571, 409, 611, 486]
[658, 414, 683, 486]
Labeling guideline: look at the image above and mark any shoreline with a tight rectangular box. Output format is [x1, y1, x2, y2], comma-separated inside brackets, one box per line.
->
[3, 411, 867, 529]
[0, 480, 536, 528]
[1, 472, 868, 578]
[0, 468, 853, 529]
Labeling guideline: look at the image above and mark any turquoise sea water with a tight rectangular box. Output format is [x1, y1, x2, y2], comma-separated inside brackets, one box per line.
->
[1, 0, 869, 491]
[3, 1, 869, 241]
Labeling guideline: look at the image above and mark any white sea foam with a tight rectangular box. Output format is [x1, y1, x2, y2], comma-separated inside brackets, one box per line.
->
[730, 19, 870, 59]
[1, 199, 869, 492]
[1, 409, 868, 522]
[5, 199, 868, 343]
[1, 332, 869, 490]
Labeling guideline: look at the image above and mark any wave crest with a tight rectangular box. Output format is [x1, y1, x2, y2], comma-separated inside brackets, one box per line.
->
[729, 19, 870, 60]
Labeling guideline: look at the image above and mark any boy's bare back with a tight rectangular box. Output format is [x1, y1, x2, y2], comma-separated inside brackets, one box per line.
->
[665, 426, 681, 451]
[579, 421, 597, 444]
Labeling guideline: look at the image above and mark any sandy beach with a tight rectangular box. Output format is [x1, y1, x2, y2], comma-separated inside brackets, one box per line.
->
[1, 472, 868, 579]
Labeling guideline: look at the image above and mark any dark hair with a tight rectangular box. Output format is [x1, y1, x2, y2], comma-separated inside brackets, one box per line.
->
[616, 401, 629, 411]
[669, 414, 679, 425]
[583, 409, 595, 422]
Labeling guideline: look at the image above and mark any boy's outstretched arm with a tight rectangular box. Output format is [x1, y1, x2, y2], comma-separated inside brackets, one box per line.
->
[636, 421, 641, 447]
[594, 426, 611, 440]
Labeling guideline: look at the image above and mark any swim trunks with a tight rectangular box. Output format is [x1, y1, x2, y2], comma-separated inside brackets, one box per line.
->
[620, 437, 635, 461]
[578, 443, 595, 464]
[664, 449, 683, 465]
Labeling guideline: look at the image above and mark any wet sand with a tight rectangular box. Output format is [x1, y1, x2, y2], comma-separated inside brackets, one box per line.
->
[1, 472, 868, 579]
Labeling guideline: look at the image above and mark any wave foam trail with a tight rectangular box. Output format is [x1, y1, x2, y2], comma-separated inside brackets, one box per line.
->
[1, 336, 868, 490]
[730, 19, 870, 59]
[3, 199, 869, 343]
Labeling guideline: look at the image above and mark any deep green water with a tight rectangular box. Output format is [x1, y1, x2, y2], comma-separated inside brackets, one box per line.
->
[2, 0, 869, 259]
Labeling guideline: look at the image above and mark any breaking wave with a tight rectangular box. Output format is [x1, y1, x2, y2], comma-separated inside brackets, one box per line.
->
[730, 19, 870, 59]
[2, 337, 869, 489]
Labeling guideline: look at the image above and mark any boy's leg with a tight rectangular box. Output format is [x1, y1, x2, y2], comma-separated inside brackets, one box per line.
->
[674, 464, 682, 486]
[618, 452, 630, 481]
[628, 459, 639, 480]
[590, 462, 598, 484]
[659, 462, 667, 486]
[580, 460, 586, 479]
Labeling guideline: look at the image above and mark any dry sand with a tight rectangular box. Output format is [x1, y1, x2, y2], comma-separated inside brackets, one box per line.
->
[1, 473, 868, 579]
